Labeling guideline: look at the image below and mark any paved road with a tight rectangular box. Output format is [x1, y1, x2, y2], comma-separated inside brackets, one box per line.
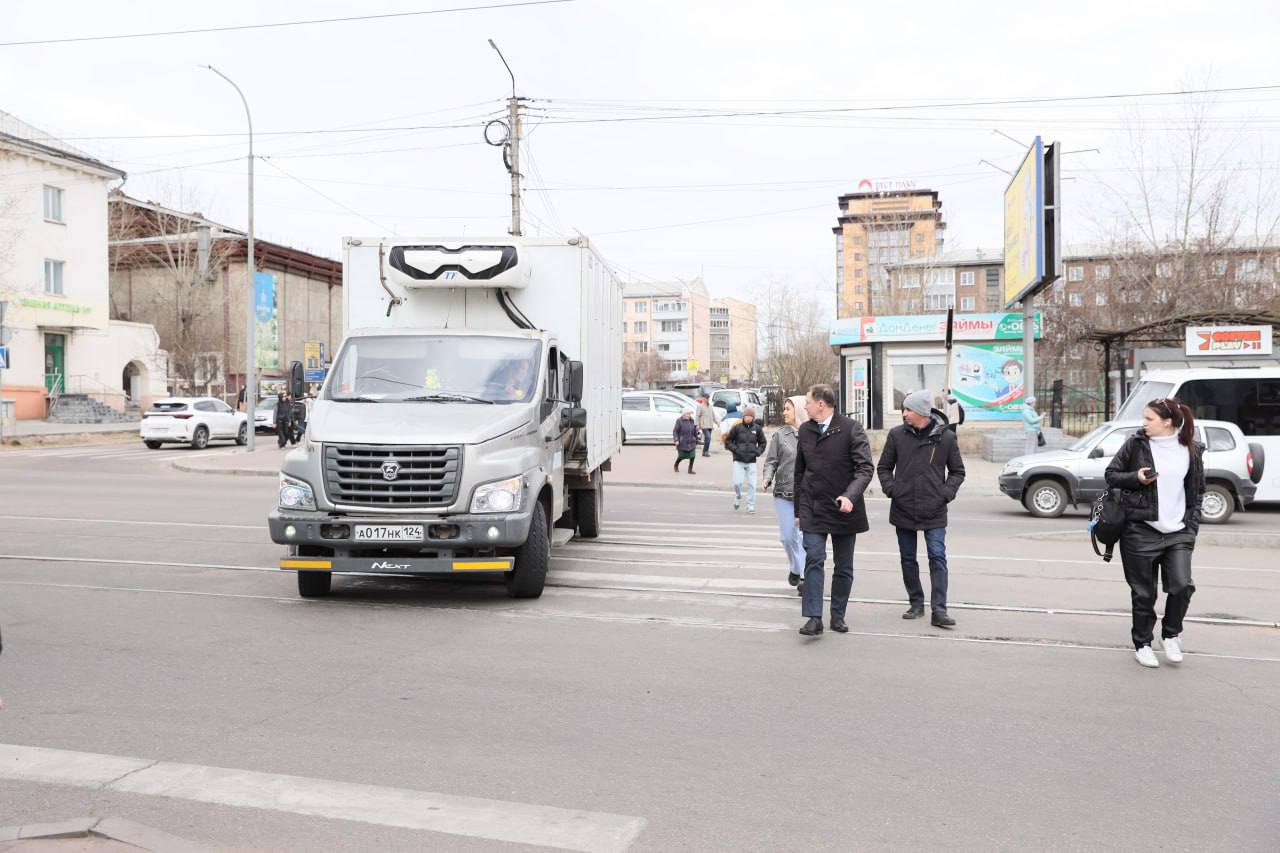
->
[0, 444, 1277, 851]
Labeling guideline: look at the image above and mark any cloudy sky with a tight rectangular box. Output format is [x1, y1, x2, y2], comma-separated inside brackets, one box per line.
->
[4, 0, 1278, 308]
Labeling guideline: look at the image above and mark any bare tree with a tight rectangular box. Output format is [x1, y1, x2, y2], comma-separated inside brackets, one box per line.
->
[109, 192, 238, 394]
[758, 279, 838, 396]
[623, 350, 669, 388]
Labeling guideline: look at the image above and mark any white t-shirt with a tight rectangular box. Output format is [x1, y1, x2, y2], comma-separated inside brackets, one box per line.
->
[1146, 434, 1190, 534]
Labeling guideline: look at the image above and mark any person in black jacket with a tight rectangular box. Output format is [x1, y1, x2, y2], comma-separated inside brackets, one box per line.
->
[726, 407, 768, 513]
[877, 390, 966, 628]
[275, 393, 294, 449]
[792, 384, 875, 636]
[1105, 397, 1206, 669]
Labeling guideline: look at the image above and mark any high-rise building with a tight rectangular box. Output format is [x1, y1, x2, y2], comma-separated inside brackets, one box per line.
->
[710, 297, 757, 384]
[832, 188, 945, 318]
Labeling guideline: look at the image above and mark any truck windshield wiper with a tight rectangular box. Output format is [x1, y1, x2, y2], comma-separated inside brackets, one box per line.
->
[401, 393, 495, 404]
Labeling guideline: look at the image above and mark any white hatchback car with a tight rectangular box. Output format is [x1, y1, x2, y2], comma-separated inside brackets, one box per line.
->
[141, 397, 249, 450]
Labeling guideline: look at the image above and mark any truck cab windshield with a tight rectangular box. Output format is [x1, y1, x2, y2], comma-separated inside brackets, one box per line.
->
[328, 335, 541, 404]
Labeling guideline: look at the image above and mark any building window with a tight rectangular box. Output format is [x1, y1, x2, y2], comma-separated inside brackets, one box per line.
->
[854, 301, 863, 311]
[633, 321, 647, 333]
[1212, 259, 1228, 276]
[659, 320, 684, 333]
[914, 232, 924, 242]
[1068, 265, 1084, 282]
[901, 273, 921, 289]
[1121, 289, 1141, 304]
[985, 268, 1000, 288]
[44, 259, 65, 295]
[1156, 289, 1170, 303]
[925, 294, 955, 310]
[1069, 292, 1083, 306]
[633, 301, 647, 312]
[959, 296, 976, 311]
[1236, 258, 1262, 282]
[1156, 262, 1173, 279]
[1095, 264, 1110, 280]
[854, 252, 863, 261]
[854, 268, 864, 277]
[43, 186, 64, 223]
[636, 341, 648, 353]
[1095, 292, 1108, 306]
[657, 343, 670, 352]
[959, 271, 975, 286]
[655, 300, 686, 313]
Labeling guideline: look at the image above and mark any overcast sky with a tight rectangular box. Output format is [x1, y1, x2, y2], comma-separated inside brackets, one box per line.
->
[4, 0, 1278, 310]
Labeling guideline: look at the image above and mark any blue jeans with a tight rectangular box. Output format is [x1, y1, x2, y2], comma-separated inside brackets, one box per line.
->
[801, 531, 855, 619]
[773, 497, 805, 576]
[732, 461, 757, 510]
[701, 428, 713, 453]
[896, 527, 949, 612]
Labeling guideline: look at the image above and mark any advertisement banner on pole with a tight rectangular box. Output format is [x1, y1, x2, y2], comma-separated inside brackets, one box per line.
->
[254, 272, 279, 370]
[303, 340, 327, 381]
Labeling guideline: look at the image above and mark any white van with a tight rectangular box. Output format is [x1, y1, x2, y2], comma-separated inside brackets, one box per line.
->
[1116, 368, 1279, 502]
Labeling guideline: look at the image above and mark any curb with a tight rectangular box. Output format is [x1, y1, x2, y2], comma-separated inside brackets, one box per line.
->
[171, 459, 278, 477]
[0, 815, 219, 852]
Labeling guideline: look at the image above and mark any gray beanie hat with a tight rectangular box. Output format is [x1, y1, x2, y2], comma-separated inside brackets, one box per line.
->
[902, 390, 933, 417]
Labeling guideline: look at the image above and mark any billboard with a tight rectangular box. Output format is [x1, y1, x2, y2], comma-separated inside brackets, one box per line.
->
[830, 312, 1041, 346]
[1184, 325, 1273, 356]
[1004, 137, 1044, 306]
[254, 272, 279, 370]
[950, 341, 1028, 421]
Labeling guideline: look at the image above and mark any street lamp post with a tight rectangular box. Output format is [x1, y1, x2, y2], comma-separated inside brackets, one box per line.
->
[207, 65, 256, 451]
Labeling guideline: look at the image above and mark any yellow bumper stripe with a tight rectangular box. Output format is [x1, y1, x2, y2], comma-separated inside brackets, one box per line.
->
[452, 560, 512, 571]
[280, 559, 332, 570]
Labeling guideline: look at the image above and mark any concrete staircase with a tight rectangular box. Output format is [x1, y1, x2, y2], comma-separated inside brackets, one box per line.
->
[982, 426, 1077, 463]
[47, 393, 137, 425]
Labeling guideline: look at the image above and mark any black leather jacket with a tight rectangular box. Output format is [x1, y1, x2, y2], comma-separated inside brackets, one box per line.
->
[1104, 431, 1206, 535]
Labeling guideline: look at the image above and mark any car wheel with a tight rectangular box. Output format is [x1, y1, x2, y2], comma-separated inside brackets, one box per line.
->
[191, 426, 209, 450]
[236, 423, 248, 446]
[144, 440, 163, 450]
[1023, 479, 1067, 518]
[1201, 483, 1233, 524]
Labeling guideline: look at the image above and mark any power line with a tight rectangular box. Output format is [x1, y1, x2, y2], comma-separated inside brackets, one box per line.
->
[0, 0, 575, 47]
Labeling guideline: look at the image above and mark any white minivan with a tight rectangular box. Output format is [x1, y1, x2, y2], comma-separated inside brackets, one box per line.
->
[1116, 368, 1279, 502]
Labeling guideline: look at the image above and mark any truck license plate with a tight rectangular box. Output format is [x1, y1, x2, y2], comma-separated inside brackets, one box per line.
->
[353, 524, 424, 542]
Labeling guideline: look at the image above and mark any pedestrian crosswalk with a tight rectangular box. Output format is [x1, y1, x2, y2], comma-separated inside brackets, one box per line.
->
[0, 442, 241, 466]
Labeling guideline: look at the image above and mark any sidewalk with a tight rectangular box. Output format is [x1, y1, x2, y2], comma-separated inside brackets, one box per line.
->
[170, 436, 1008, 496]
[1, 420, 140, 448]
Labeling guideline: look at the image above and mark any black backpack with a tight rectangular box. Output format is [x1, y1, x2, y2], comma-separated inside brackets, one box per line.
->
[1088, 489, 1127, 562]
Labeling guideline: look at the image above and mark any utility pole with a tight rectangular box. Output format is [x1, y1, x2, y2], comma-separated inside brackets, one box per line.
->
[488, 39, 522, 236]
[208, 65, 256, 450]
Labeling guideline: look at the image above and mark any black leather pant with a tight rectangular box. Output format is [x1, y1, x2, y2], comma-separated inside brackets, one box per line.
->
[1119, 523, 1196, 650]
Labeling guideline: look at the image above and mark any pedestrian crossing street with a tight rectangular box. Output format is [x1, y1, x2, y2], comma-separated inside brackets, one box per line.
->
[0, 442, 242, 467]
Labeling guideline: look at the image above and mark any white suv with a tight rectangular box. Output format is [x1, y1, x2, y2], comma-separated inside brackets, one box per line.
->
[141, 397, 249, 450]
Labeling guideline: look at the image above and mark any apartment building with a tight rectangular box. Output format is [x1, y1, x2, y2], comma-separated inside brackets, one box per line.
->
[881, 254, 1005, 315]
[710, 297, 758, 384]
[622, 279, 710, 379]
[832, 188, 945, 319]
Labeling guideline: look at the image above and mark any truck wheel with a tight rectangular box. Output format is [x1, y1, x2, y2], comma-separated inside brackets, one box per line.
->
[1201, 483, 1233, 524]
[297, 571, 332, 597]
[1023, 479, 1067, 518]
[144, 440, 163, 450]
[506, 502, 549, 599]
[575, 480, 601, 539]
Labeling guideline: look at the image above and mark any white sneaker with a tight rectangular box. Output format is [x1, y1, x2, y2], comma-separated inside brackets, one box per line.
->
[1135, 646, 1160, 668]
[1163, 636, 1184, 663]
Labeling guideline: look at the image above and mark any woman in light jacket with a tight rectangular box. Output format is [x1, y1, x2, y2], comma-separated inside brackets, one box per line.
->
[762, 396, 808, 595]
[1104, 397, 1206, 669]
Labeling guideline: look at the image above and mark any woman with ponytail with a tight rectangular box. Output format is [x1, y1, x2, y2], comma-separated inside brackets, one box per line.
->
[1105, 398, 1206, 668]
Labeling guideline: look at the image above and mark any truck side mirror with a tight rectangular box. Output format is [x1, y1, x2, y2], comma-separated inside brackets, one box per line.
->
[289, 361, 305, 399]
[560, 407, 587, 430]
[567, 360, 584, 404]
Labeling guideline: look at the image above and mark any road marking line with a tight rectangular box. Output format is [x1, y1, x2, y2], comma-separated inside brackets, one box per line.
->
[0, 515, 263, 530]
[0, 743, 645, 853]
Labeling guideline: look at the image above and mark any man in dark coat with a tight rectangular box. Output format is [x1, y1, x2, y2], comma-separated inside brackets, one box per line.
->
[877, 390, 966, 628]
[275, 393, 293, 449]
[793, 384, 875, 636]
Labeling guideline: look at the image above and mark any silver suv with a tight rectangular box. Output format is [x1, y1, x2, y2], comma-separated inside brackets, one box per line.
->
[998, 419, 1264, 523]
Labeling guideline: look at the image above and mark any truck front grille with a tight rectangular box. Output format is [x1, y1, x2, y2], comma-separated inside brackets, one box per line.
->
[323, 444, 462, 509]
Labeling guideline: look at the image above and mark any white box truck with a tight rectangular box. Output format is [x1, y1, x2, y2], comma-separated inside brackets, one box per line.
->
[268, 236, 623, 599]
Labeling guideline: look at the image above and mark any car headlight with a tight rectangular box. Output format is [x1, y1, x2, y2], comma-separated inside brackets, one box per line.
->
[470, 476, 524, 513]
[279, 474, 316, 511]
[1002, 461, 1025, 475]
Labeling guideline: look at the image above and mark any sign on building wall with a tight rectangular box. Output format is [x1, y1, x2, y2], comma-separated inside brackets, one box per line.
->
[830, 312, 1041, 345]
[950, 341, 1027, 420]
[1184, 325, 1273, 356]
[254, 272, 279, 370]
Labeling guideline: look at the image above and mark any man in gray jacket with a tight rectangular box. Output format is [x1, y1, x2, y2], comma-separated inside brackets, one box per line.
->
[877, 390, 966, 628]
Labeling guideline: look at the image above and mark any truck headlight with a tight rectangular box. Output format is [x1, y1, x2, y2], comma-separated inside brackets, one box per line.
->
[470, 476, 524, 513]
[279, 474, 316, 511]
